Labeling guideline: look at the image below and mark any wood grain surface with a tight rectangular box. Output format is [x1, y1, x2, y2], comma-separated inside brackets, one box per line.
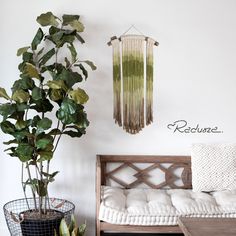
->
[178, 217, 236, 236]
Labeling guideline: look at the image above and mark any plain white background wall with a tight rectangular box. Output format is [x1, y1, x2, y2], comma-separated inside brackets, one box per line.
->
[1, 0, 236, 235]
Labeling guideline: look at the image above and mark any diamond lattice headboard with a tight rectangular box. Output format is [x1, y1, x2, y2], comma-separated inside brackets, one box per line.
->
[97, 155, 192, 189]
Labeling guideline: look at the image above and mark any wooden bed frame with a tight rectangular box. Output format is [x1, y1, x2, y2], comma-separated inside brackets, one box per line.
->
[96, 155, 192, 235]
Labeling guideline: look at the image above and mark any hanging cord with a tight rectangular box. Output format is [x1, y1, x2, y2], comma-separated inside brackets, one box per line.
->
[121, 24, 145, 36]
[107, 24, 159, 46]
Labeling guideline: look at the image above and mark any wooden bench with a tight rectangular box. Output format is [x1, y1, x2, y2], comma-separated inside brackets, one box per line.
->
[96, 155, 192, 235]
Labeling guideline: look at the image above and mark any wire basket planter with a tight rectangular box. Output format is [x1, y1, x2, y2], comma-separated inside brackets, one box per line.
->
[3, 198, 75, 236]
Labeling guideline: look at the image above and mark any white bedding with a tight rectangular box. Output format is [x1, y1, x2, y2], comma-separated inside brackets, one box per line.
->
[99, 186, 236, 225]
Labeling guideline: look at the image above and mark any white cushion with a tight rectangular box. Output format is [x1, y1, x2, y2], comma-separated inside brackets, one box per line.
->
[99, 186, 236, 225]
[191, 143, 236, 192]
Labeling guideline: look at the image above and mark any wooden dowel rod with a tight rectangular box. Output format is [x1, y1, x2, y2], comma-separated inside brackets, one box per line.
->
[107, 35, 159, 46]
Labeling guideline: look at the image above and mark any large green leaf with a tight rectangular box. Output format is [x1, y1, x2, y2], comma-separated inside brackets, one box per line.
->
[75, 64, 87, 79]
[56, 98, 77, 124]
[83, 60, 97, 70]
[68, 88, 89, 104]
[63, 122, 87, 138]
[61, 14, 84, 32]
[24, 63, 41, 80]
[47, 27, 64, 47]
[49, 89, 64, 102]
[0, 121, 15, 134]
[42, 170, 59, 180]
[67, 43, 77, 63]
[4, 148, 16, 157]
[12, 130, 29, 141]
[39, 48, 55, 66]
[41, 62, 64, 75]
[37, 151, 53, 162]
[16, 103, 29, 112]
[36, 138, 52, 149]
[30, 99, 53, 113]
[3, 139, 17, 145]
[32, 87, 45, 100]
[17, 46, 30, 56]
[16, 143, 34, 162]
[63, 130, 83, 138]
[75, 33, 85, 44]
[59, 219, 70, 236]
[37, 117, 52, 131]
[37, 12, 59, 27]
[46, 27, 77, 48]
[41, 170, 58, 183]
[62, 15, 80, 25]
[35, 179, 48, 196]
[48, 128, 62, 135]
[31, 115, 41, 127]
[78, 223, 86, 236]
[75, 110, 89, 128]
[3, 103, 26, 121]
[12, 78, 35, 92]
[48, 25, 61, 35]
[15, 120, 27, 130]
[57, 69, 82, 88]
[71, 229, 77, 236]
[60, 34, 75, 46]
[69, 215, 76, 234]
[0, 88, 10, 100]
[12, 90, 30, 103]
[0, 104, 16, 120]
[64, 57, 70, 68]
[22, 52, 34, 62]
[47, 80, 68, 92]
[69, 20, 84, 32]
[31, 28, 44, 50]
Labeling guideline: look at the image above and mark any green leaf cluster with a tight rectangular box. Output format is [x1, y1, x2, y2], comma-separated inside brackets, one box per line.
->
[55, 215, 86, 236]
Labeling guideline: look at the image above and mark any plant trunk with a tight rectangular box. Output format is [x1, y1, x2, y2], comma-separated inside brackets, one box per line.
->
[21, 163, 30, 210]
[26, 163, 37, 210]
[39, 162, 43, 218]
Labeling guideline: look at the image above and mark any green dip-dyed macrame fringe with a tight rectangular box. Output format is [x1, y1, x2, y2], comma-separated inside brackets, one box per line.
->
[110, 35, 156, 134]
[111, 38, 122, 126]
[146, 37, 155, 125]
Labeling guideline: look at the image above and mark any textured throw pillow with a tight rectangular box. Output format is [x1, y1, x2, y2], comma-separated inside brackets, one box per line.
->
[191, 143, 236, 192]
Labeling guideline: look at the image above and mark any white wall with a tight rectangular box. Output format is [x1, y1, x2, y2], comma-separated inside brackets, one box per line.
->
[1, 0, 236, 235]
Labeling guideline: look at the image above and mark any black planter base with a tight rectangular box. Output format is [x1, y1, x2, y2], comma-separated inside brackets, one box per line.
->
[20, 210, 64, 236]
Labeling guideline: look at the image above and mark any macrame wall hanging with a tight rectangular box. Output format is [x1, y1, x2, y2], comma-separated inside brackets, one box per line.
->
[108, 25, 159, 134]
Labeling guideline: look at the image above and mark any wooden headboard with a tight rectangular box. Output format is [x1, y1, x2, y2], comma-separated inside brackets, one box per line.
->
[96, 155, 192, 190]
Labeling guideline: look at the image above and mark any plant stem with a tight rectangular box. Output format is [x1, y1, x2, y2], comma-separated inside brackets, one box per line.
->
[21, 163, 30, 210]
[26, 163, 37, 210]
[53, 132, 63, 154]
[44, 160, 50, 213]
[53, 120, 60, 142]
[53, 124, 65, 154]
[39, 162, 43, 217]
[35, 165, 39, 180]
[43, 120, 61, 213]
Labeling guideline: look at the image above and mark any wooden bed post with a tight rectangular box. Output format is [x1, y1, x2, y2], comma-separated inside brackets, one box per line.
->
[96, 155, 102, 236]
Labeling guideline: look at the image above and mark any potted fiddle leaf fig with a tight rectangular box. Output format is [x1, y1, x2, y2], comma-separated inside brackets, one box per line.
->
[1, 12, 96, 236]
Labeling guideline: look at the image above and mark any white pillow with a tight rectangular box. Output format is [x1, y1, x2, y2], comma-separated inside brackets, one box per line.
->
[191, 143, 236, 192]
